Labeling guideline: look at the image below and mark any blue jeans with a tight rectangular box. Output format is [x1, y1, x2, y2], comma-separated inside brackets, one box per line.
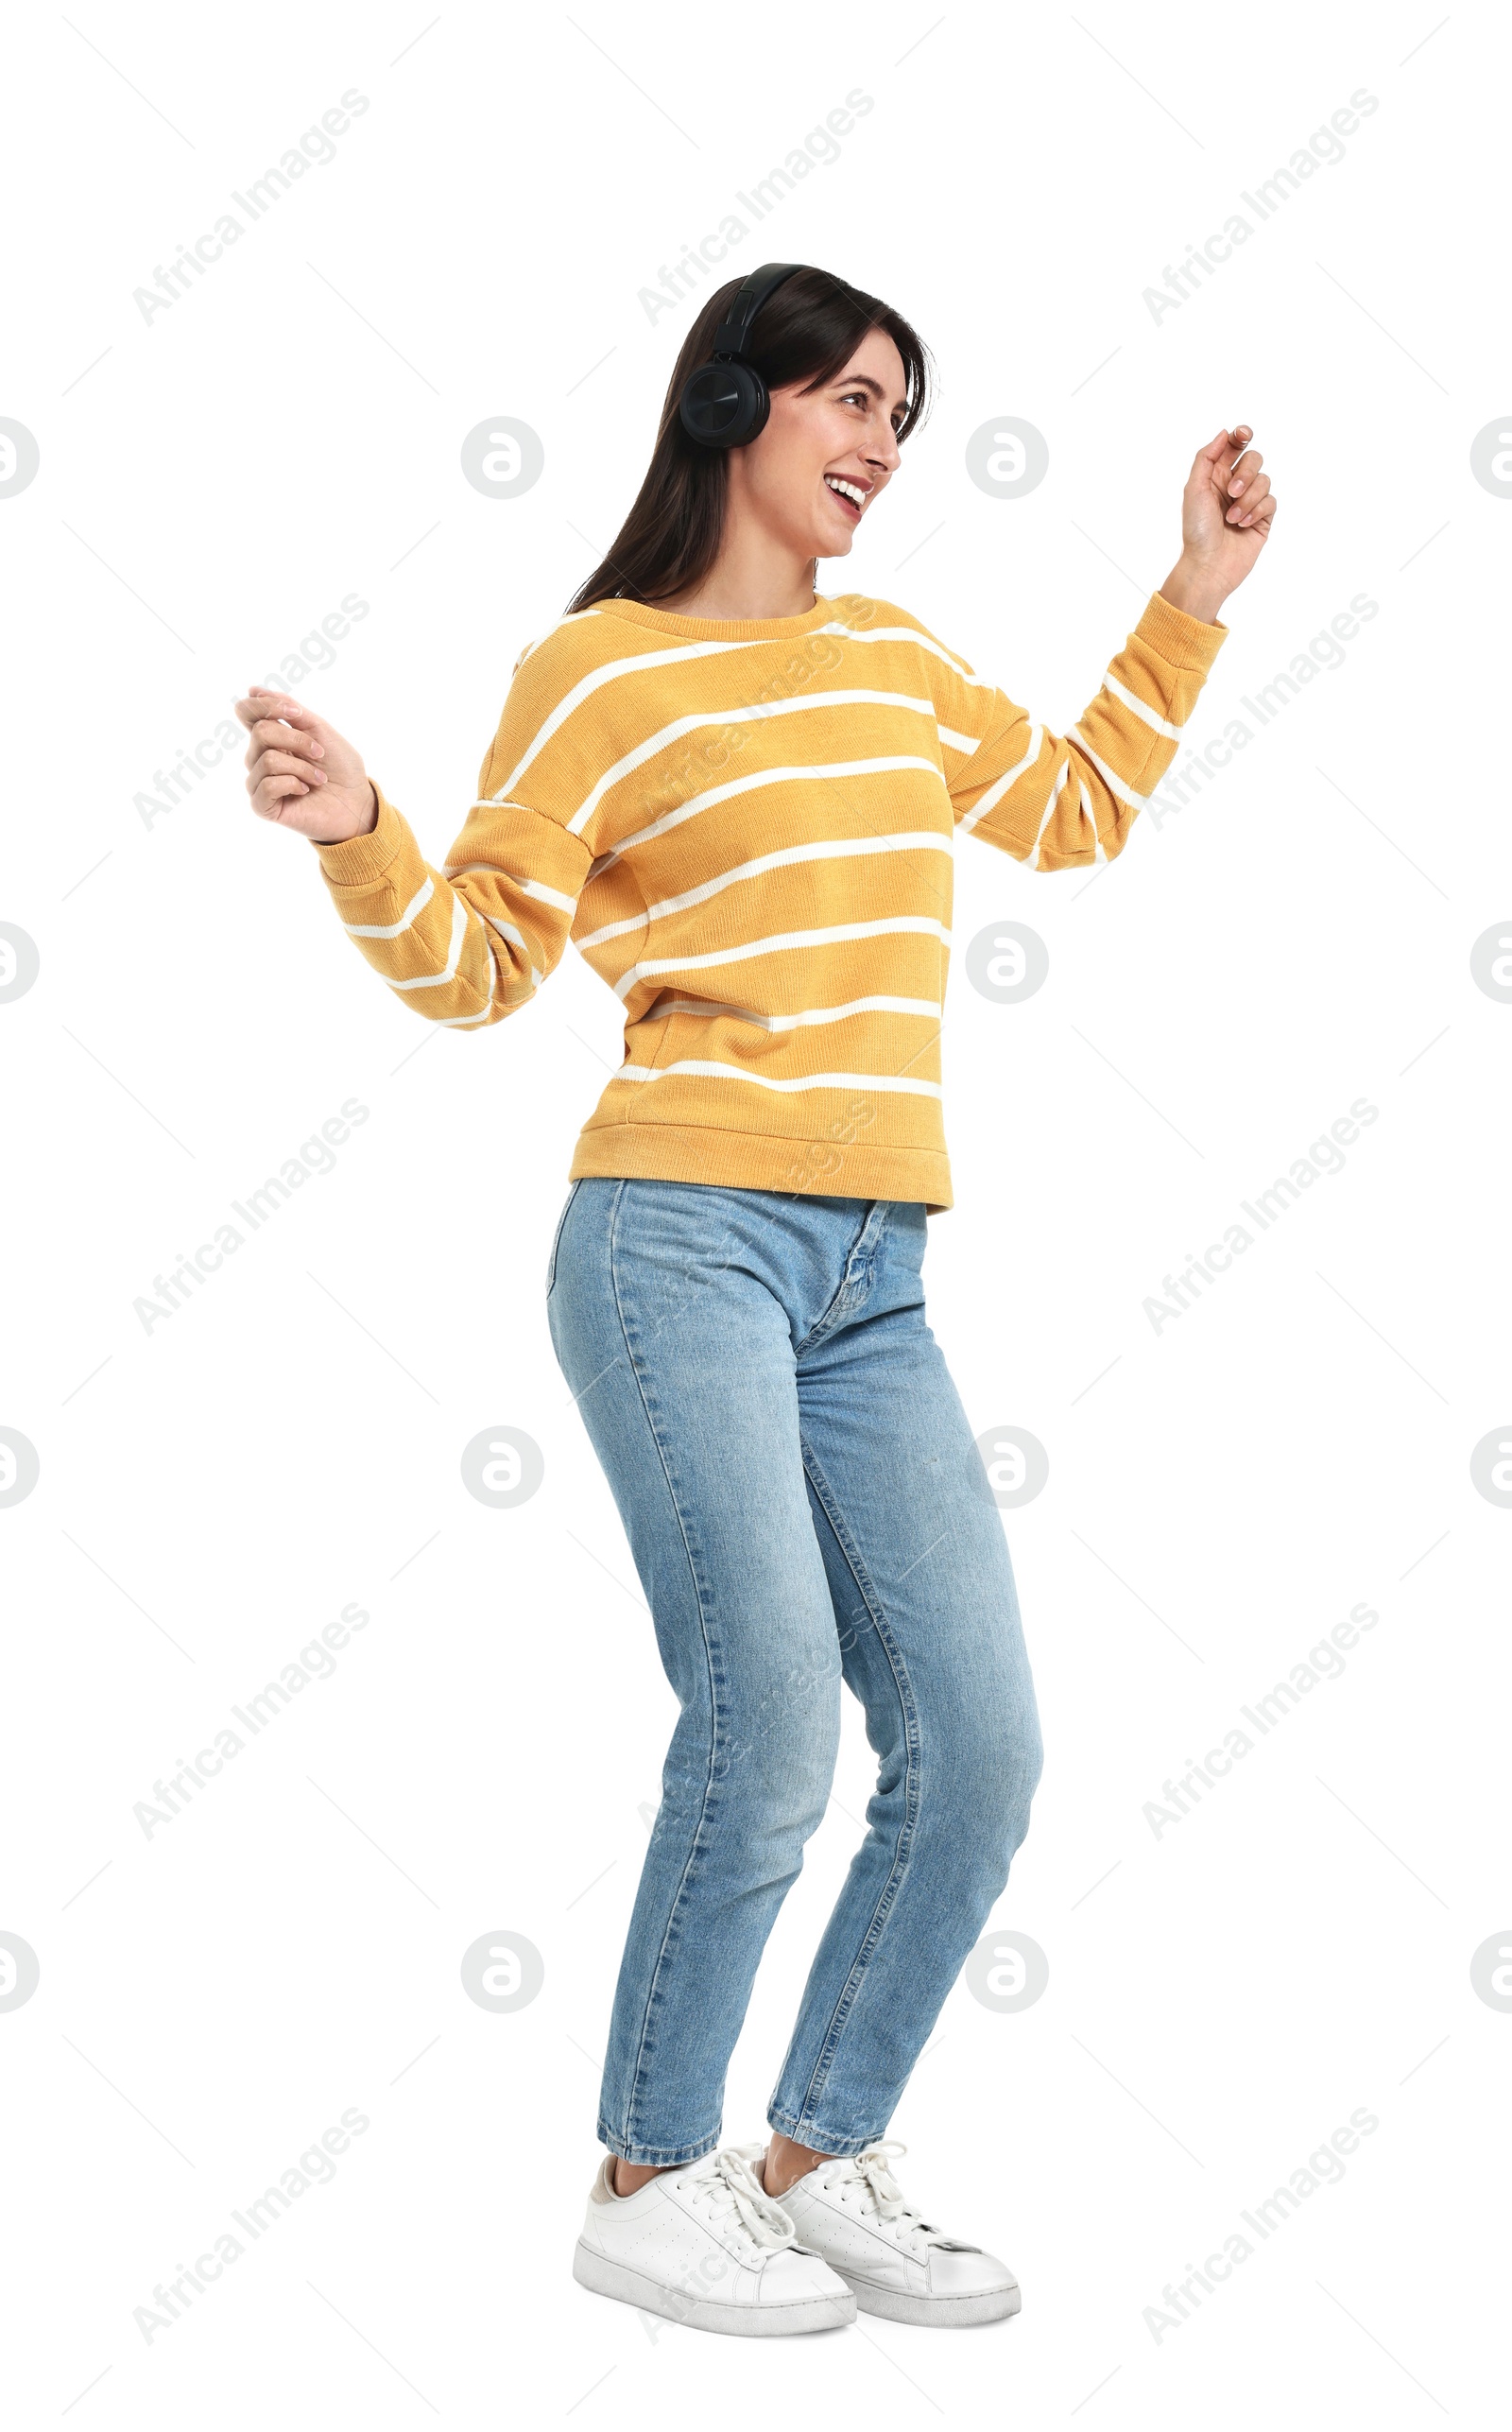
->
[546, 1178, 1043, 2165]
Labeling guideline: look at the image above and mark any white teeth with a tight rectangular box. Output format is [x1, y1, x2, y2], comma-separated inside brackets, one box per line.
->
[825, 475, 866, 507]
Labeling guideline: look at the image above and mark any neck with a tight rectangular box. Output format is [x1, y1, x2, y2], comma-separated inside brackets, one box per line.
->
[655, 516, 819, 622]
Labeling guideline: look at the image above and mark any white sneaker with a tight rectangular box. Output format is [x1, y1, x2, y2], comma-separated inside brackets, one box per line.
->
[573, 2145, 856, 2337]
[771, 2140, 1022, 2327]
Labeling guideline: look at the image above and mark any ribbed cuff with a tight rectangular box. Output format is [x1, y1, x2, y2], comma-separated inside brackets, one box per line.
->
[1136, 589, 1229, 671]
[308, 782, 407, 888]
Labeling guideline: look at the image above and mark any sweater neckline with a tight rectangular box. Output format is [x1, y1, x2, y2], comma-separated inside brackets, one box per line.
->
[593, 593, 840, 642]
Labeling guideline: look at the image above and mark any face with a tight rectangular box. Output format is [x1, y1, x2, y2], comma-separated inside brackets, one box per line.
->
[727, 326, 908, 561]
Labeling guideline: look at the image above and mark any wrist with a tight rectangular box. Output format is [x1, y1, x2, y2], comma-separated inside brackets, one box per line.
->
[1158, 561, 1228, 627]
[311, 781, 378, 848]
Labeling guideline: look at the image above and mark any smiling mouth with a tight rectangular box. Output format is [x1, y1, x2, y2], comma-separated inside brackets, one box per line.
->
[823, 474, 868, 519]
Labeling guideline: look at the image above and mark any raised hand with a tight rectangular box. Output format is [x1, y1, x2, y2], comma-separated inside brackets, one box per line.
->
[1159, 424, 1278, 625]
[232, 685, 378, 845]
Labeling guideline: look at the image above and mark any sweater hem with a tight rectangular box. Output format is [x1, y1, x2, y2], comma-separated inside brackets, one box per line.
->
[567, 1120, 954, 1213]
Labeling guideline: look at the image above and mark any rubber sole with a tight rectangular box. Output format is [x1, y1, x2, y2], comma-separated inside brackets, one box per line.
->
[842, 2271, 1022, 2327]
[573, 2238, 856, 2337]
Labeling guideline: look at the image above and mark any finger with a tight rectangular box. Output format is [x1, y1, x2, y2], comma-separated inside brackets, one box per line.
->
[242, 716, 325, 771]
[1197, 423, 1252, 468]
[1227, 474, 1271, 524]
[249, 771, 317, 820]
[233, 691, 326, 756]
[1223, 448, 1263, 497]
[232, 687, 298, 732]
[249, 746, 328, 790]
[248, 716, 323, 760]
[1241, 493, 1279, 534]
[234, 689, 325, 745]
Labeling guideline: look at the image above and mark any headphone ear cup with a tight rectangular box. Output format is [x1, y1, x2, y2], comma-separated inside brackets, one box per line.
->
[679, 359, 770, 448]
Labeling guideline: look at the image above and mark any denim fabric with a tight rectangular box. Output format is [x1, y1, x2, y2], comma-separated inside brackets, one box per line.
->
[547, 1177, 1043, 2165]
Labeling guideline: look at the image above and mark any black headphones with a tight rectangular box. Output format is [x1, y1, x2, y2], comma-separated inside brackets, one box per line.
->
[678, 262, 807, 448]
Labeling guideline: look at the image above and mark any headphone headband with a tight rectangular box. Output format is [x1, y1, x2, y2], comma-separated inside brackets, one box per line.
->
[708, 262, 806, 362]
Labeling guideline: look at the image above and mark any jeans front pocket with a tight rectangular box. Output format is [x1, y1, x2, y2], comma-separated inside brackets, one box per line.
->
[544, 1178, 584, 1298]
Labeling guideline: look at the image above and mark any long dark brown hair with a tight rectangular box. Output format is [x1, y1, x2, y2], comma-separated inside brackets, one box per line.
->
[564, 265, 934, 613]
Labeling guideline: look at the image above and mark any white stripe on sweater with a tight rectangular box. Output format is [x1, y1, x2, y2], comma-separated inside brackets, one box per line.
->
[1068, 726, 1152, 812]
[496, 635, 767, 796]
[957, 725, 1043, 833]
[501, 614, 994, 802]
[431, 1002, 497, 1026]
[576, 830, 952, 951]
[610, 914, 952, 1002]
[1028, 759, 1072, 867]
[1078, 777, 1108, 866]
[475, 906, 544, 991]
[821, 620, 995, 690]
[442, 862, 578, 918]
[342, 877, 434, 939]
[1102, 670, 1184, 740]
[564, 697, 943, 837]
[603, 754, 942, 868]
[421, 910, 544, 1021]
[633, 990, 940, 1030]
[430, 968, 539, 1025]
[443, 798, 576, 871]
[381, 892, 471, 990]
[501, 618, 904, 797]
[611, 1058, 943, 1101]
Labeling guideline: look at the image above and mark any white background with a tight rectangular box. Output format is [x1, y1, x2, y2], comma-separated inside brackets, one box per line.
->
[3, 1, 1507, 2422]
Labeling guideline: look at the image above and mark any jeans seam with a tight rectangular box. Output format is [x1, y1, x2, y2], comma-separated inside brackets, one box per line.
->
[605, 1180, 730, 2153]
[785, 1436, 921, 2135]
[790, 1202, 884, 1356]
[544, 1176, 582, 1299]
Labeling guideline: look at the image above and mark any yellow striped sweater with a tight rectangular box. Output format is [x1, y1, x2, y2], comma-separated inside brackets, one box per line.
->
[310, 587, 1226, 1211]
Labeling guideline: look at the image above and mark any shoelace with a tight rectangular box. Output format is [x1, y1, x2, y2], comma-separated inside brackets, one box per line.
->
[691, 2147, 798, 2251]
[832, 2141, 956, 2249]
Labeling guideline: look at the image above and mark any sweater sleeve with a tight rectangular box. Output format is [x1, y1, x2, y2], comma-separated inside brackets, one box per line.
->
[928, 591, 1228, 870]
[306, 635, 597, 1029]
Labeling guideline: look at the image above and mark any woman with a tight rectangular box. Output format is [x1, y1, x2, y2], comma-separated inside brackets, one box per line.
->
[236, 263, 1274, 2337]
